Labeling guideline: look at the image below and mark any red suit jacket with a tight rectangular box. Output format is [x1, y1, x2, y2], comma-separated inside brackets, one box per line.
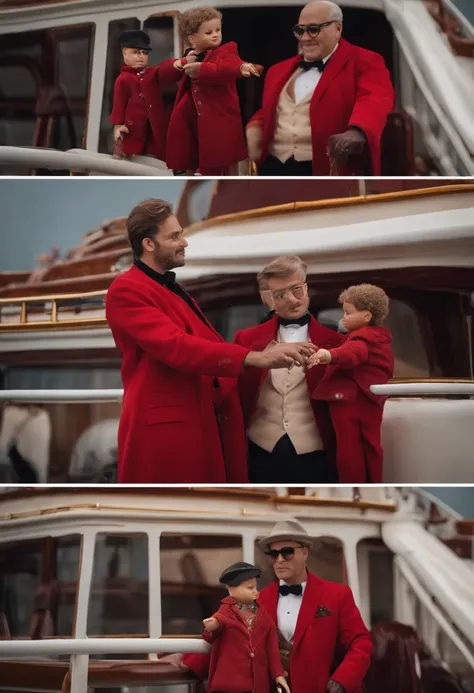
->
[184, 572, 373, 693]
[203, 597, 284, 693]
[166, 42, 248, 171]
[233, 314, 343, 455]
[312, 326, 394, 408]
[248, 39, 394, 176]
[110, 62, 178, 159]
[311, 326, 394, 482]
[105, 265, 250, 483]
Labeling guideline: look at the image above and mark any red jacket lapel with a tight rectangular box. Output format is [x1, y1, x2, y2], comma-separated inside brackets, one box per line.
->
[311, 39, 351, 109]
[292, 572, 324, 650]
[259, 580, 279, 626]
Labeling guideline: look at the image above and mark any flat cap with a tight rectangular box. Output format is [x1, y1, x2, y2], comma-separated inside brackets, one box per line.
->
[219, 562, 262, 587]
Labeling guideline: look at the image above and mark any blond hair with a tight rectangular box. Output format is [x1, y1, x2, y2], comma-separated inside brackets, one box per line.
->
[179, 7, 222, 36]
[257, 255, 307, 290]
[339, 284, 389, 326]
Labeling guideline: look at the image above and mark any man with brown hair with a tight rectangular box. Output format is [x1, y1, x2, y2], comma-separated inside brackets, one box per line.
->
[233, 255, 343, 482]
[105, 200, 314, 483]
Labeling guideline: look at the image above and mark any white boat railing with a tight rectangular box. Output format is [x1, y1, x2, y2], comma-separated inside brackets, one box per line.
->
[0, 147, 168, 176]
[385, 0, 474, 175]
[371, 383, 474, 396]
[0, 383, 472, 404]
[0, 637, 209, 657]
[394, 556, 474, 674]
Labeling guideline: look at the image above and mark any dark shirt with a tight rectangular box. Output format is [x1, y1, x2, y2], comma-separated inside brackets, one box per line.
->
[134, 258, 209, 327]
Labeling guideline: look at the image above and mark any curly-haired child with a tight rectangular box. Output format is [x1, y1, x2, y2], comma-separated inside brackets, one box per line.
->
[307, 284, 394, 483]
[166, 7, 260, 176]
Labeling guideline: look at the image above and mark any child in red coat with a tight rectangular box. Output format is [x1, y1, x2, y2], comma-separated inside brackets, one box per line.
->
[110, 30, 178, 161]
[203, 562, 290, 693]
[308, 284, 394, 483]
[166, 7, 260, 176]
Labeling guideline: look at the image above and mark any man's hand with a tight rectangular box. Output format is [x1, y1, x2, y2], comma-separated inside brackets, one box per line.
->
[326, 680, 346, 693]
[114, 124, 129, 142]
[183, 61, 201, 78]
[246, 124, 263, 162]
[276, 675, 291, 693]
[307, 348, 332, 368]
[327, 128, 367, 164]
[240, 62, 260, 78]
[244, 342, 315, 370]
[157, 653, 190, 671]
[203, 617, 220, 632]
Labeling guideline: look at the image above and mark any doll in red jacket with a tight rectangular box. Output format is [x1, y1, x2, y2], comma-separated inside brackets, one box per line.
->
[307, 284, 394, 484]
[110, 30, 178, 161]
[166, 7, 260, 176]
[202, 562, 290, 693]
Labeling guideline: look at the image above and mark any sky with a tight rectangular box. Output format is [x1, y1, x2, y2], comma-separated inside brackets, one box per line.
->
[0, 179, 185, 271]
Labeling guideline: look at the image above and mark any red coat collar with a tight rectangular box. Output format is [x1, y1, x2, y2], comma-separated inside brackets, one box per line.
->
[121, 65, 147, 75]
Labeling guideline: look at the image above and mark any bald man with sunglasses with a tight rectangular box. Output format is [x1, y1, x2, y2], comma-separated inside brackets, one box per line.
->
[246, 0, 394, 177]
[164, 519, 372, 693]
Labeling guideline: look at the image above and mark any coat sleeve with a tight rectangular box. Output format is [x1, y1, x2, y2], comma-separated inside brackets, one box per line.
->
[329, 338, 369, 369]
[106, 282, 249, 377]
[330, 586, 373, 693]
[266, 623, 285, 679]
[156, 59, 182, 85]
[182, 653, 210, 679]
[198, 45, 245, 85]
[247, 108, 265, 129]
[110, 75, 129, 124]
[348, 50, 394, 143]
[202, 609, 226, 643]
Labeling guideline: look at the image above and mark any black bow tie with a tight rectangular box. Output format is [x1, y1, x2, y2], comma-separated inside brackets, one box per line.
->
[279, 313, 310, 327]
[279, 584, 303, 596]
[300, 58, 326, 72]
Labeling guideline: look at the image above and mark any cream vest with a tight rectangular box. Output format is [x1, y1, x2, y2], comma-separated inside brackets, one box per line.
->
[247, 361, 323, 455]
[269, 73, 313, 163]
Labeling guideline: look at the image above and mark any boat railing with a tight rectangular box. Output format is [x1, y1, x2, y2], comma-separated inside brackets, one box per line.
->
[386, 0, 474, 175]
[0, 638, 208, 693]
[394, 556, 474, 674]
[0, 381, 472, 404]
[0, 146, 168, 177]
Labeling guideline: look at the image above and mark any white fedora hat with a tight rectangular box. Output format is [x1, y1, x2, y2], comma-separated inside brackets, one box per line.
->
[258, 518, 313, 552]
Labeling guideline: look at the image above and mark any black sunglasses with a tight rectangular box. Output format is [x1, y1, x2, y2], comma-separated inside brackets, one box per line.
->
[292, 20, 338, 39]
[264, 545, 305, 560]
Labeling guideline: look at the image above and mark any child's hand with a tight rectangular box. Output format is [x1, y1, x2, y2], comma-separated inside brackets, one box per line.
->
[183, 62, 201, 78]
[276, 675, 291, 693]
[114, 125, 129, 142]
[173, 59, 184, 70]
[307, 349, 332, 368]
[240, 63, 260, 78]
[185, 51, 199, 63]
[203, 617, 219, 632]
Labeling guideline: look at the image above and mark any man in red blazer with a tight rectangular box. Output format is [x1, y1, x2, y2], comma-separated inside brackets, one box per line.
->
[165, 518, 373, 693]
[246, 0, 394, 176]
[105, 200, 314, 484]
[233, 255, 343, 483]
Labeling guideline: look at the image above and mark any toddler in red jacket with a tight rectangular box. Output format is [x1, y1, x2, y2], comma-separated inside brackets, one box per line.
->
[166, 7, 260, 176]
[307, 284, 394, 483]
[203, 562, 290, 693]
[110, 30, 178, 161]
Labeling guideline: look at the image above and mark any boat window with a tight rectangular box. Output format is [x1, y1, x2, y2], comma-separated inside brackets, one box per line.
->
[98, 15, 176, 155]
[87, 533, 149, 637]
[209, 304, 270, 341]
[254, 535, 345, 589]
[315, 297, 431, 378]
[0, 534, 81, 638]
[160, 533, 243, 635]
[357, 539, 394, 626]
[0, 25, 94, 173]
[1, 366, 122, 483]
